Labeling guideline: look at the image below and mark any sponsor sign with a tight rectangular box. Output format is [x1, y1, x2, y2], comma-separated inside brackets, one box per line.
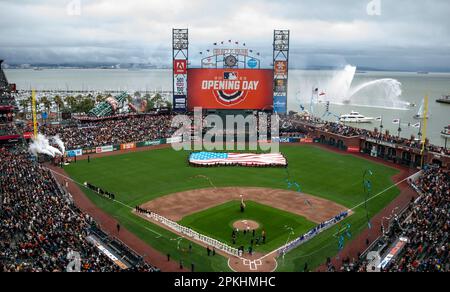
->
[96, 145, 114, 154]
[188, 69, 274, 110]
[274, 79, 287, 93]
[247, 58, 258, 69]
[174, 75, 187, 95]
[300, 138, 313, 143]
[142, 140, 163, 147]
[166, 136, 182, 144]
[23, 132, 34, 139]
[274, 61, 288, 75]
[347, 146, 360, 153]
[66, 149, 83, 157]
[174, 60, 187, 74]
[173, 95, 187, 111]
[273, 95, 287, 114]
[120, 143, 136, 150]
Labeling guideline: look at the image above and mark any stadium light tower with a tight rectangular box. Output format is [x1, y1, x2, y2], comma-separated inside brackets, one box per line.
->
[172, 29, 189, 112]
[273, 30, 290, 115]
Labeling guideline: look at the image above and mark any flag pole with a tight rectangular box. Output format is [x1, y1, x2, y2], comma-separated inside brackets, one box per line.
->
[420, 95, 429, 168]
[32, 89, 38, 139]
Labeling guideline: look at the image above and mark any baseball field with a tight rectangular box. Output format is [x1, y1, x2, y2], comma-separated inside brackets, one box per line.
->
[65, 144, 401, 272]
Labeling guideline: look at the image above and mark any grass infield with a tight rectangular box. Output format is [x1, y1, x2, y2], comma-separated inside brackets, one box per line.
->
[178, 200, 317, 253]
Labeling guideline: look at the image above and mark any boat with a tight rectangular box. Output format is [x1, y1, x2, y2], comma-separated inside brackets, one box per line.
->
[436, 95, 450, 105]
[441, 126, 450, 139]
[414, 98, 430, 119]
[339, 111, 375, 123]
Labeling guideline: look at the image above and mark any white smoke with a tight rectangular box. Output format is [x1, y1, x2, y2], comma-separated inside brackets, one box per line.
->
[51, 135, 66, 155]
[29, 134, 63, 157]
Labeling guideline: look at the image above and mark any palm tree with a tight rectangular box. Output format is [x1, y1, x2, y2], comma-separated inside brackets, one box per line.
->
[96, 94, 105, 104]
[65, 95, 77, 112]
[41, 96, 51, 113]
[19, 98, 29, 115]
[54, 95, 64, 120]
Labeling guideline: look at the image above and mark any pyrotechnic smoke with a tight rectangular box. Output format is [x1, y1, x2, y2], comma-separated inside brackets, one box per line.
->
[29, 134, 63, 157]
[51, 135, 66, 155]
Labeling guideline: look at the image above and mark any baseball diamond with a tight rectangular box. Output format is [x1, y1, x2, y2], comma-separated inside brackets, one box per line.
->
[63, 144, 408, 272]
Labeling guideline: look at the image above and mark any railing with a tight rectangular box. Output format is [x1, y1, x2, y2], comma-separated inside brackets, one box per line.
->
[144, 212, 241, 257]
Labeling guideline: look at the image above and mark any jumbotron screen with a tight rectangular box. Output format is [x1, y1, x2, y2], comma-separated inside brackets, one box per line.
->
[187, 68, 274, 110]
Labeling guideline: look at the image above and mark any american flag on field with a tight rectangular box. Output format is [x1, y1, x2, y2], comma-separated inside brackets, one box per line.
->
[189, 152, 287, 167]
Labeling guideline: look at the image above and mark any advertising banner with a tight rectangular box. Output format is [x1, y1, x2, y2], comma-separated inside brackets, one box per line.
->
[273, 95, 287, 114]
[274, 61, 288, 75]
[274, 79, 287, 93]
[174, 60, 187, 74]
[166, 136, 182, 144]
[188, 69, 274, 110]
[23, 132, 34, 139]
[66, 149, 83, 157]
[347, 146, 360, 153]
[120, 143, 136, 150]
[141, 139, 163, 147]
[96, 145, 114, 154]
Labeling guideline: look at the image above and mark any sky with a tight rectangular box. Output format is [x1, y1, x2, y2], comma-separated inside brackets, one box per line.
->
[0, 0, 449, 71]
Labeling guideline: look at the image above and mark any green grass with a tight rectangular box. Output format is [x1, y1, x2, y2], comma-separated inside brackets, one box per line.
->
[179, 201, 316, 253]
[65, 144, 401, 272]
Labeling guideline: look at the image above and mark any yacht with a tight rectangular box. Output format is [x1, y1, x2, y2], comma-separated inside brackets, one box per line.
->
[441, 126, 450, 139]
[339, 111, 375, 123]
[436, 95, 450, 105]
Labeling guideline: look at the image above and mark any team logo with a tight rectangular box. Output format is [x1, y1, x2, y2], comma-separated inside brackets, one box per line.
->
[201, 71, 260, 107]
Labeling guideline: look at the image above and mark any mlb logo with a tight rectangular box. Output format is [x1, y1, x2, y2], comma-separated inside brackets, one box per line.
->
[224, 72, 238, 80]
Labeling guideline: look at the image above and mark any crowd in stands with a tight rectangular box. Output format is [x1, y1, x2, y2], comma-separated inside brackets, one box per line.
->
[0, 146, 158, 272]
[328, 166, 449, 272]
[282, 115, 450, 155]
[0, 123, 17, 136]
[39, 114, 176, 150]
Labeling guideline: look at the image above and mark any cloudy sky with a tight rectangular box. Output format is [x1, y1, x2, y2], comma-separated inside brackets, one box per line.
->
[1, 0, 449, 71]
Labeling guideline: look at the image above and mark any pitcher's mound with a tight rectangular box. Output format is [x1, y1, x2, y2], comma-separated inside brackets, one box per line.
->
[233, 220, 260, 231]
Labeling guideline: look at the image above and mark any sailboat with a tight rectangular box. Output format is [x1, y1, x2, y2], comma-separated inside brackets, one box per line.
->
[414, 98, 430, 119]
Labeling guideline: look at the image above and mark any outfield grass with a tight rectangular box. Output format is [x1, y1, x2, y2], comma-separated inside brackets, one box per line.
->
[178, 201, 317, 253]
[65, 144, 401, 272]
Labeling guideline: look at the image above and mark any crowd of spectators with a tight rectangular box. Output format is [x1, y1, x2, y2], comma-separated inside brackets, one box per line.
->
[0, 146, 158, 272]
[39, 114, 177, 150]
[0, 123, 17, 136]
[281, 114, 450, 155]
[328, 166, 449, 272]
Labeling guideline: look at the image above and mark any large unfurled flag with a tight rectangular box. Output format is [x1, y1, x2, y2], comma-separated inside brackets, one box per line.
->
[392, 119, 400, 124]
[189, 152, 287, 167]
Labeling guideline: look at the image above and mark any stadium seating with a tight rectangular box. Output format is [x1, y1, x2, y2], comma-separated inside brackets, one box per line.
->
[0, 147, 159, 272]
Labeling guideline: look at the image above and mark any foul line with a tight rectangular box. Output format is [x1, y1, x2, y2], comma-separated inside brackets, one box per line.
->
[349, 173, 416, 212]
[47, 167, 163, 238]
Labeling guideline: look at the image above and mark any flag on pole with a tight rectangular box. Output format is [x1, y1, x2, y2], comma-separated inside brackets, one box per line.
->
[375, 117, 382, 122]
[392, 119, 400, 124]
[412, 122, 421, 129]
